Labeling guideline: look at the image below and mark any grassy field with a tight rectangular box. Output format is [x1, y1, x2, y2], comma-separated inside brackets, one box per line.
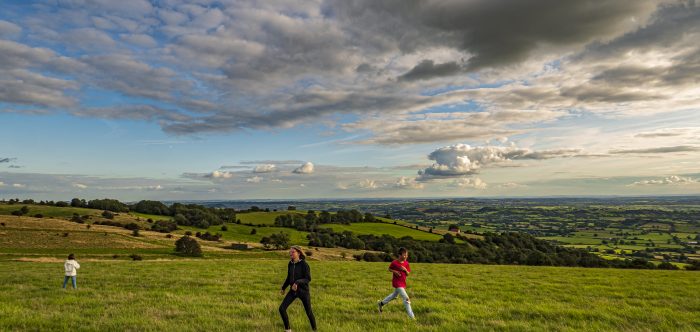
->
[0, 260, 698, 331]
[320, 223, 445, 241]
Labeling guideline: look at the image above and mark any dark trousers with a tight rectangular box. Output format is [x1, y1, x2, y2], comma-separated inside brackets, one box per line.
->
[279, 290, 316, 331]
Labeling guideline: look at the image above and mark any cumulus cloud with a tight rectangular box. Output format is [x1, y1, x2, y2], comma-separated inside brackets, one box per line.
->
[12, 183, 26, 188]
[253, 164, 277, 173]
[630, 175, 698, 186]
[204, 170, 234, 179]
[246, 176, 263, 183]
[72, 183, 88, 189]
[452, 177, 488, 190]
[357, 179, 380, 190]
[293, 162, 314, 174]
[394, 176, 424, 190]
[418, 143, 580, 180]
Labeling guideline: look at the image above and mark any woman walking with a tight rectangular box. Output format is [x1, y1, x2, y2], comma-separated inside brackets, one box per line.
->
[279, 245, 317, 332]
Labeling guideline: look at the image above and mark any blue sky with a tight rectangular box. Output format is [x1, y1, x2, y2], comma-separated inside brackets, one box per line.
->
[1, 0, 700, 200]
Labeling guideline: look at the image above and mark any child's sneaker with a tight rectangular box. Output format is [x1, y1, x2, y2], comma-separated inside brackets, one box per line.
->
[377, 300, 384, 313]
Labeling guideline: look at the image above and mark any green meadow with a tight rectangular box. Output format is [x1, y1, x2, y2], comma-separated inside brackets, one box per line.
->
[1, 260, 698, 331]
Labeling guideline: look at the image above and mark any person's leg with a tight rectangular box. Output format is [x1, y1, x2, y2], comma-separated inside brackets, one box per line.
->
[396, 287, 415, 319]
[298, 291, 317, 331]
[278, 291, 297, 330]
[380, 288, 400, 305]
[71, 276, 77, 289]
[62, 276, 69, 289]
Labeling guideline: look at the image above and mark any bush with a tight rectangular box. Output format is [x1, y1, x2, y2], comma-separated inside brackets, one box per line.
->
[165, 234, 173, 239]
[124, 223, 140, 230]
[251, 228, 257, 235]
[102, 210, 115, 219]
[11, 210, 23, 216]
[132, 229, 140, 237]
[0, 222, 5, 227]
[112, 254, 119, 259]
[184, 231, 192, 236]
[175, 235, 202, 257]
[305, 251, 313, 257]
[34, 214, 43, 218]
[221, 225, 228, 231]
[151, 220, 178, 233]
[129, 254, 143, 261]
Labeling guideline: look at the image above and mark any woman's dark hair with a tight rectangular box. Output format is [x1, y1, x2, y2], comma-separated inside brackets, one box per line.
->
[68, 253, 75, 260]
[398, 247, 407, 255]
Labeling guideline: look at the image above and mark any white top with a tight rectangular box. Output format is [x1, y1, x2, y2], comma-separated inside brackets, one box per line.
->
[64, 259, 80, 276]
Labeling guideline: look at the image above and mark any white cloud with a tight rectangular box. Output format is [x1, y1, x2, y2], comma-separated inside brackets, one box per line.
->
[0, 20, 21, 38]
[146, 185, 163, 191]
[0, 181, 4, 186]
[630, 175, 697, 186]
[253, 164, 277, 173]
[452, 177, 488, 190]
[246, 176, 263, 183]
[206, 170, 234, 179]
[12, 183, 26, 188]
[418, 143, 580, 180]
[357, 179, 379, 190]
[293, 162, 314, 174]
[394, 176, 424, 190]
[499, 182, 524, 189]
[72, 183, 88, 189]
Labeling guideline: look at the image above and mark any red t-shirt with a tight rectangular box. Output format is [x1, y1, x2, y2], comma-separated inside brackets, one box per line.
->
[389, 259, 410, 288]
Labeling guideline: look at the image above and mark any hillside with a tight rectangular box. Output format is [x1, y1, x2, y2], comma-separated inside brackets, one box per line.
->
[1, 260, 698, 331]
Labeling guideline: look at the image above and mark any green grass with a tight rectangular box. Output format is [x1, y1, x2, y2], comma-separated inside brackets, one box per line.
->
[0, 204, 98, 218]
[177, 223, 311, 245]
[0, 260, 698, 331]
[321, 223, 446, 241]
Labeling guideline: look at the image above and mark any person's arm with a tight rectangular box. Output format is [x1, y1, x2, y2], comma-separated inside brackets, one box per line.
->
[281, 264, 290, 291]
[388, 262, 402, 276]
[74, 261, 80, 269]
[294, 261, 311, 286]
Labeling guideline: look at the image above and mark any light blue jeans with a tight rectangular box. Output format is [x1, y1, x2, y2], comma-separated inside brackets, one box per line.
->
[381, 287, 414, 318]
[63, 276, 77, 289]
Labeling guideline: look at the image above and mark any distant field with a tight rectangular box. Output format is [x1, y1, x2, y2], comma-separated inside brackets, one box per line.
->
[0, 204, 98, 218]
[237, 211, 306, 225]
[177, 223, 311, 246]
[0, 260, 698, 331]
[321, 223, 445, 241]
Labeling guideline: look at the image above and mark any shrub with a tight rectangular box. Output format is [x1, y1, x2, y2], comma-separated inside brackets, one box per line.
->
[112, 254, 119, 259]
[62, 232, 69, 237]
[184, 231, 192, 236]
[34, 214, 43, 218]
[132, 229, 140, 237]
[0, 222, 5, 227]
[151, 220, 177, 233]
[251, 228, 257, 235]
[129, 254, 143, 261]
[86, 225, 91, 229]
[165, 234, 173, 239]
[305, 251, 313, 257]
[221, 225, 228, 231]
[102, 210, 115, 219]
[124, 223, 140, 231]
[175, 236, 202, 257]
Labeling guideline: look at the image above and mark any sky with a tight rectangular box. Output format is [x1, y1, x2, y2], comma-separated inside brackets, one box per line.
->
[1, 0, 700, 201]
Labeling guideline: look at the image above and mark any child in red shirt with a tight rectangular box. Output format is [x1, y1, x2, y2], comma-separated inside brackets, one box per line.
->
[377, 247, 415, 319]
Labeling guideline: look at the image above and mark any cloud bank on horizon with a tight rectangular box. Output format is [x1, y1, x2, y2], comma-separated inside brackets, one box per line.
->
[1, 0, 700, 200]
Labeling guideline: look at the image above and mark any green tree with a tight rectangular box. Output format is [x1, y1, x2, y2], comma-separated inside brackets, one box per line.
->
[175, 236, 202, 257]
